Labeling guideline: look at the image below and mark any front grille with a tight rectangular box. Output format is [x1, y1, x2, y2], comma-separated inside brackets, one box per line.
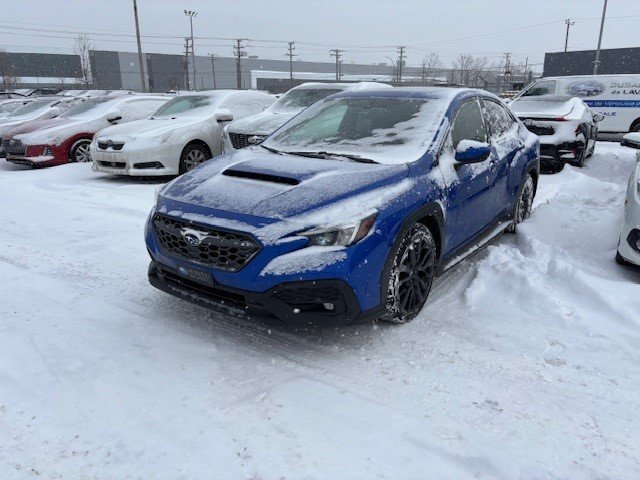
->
[153, 214, 261, 272]
[98, 160, 126, 169]
[229, 133, 251, 149]
[525, 125, 555, 136]
[3, 139, 26, 156]
[98, 140, 124, 150]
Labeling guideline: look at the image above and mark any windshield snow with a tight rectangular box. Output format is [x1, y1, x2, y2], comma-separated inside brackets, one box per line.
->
[268, 88, 344, 112]
[152, 95, 221, 117]
[60, 98, 111, 119]
[6, 99, 55, 117]
[263, 96, 447, 164]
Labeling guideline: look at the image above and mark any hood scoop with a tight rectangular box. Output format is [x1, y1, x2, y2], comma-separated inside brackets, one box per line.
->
[222, 168, 300, 186]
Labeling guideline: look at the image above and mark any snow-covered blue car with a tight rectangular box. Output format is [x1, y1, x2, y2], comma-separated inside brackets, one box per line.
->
[146, 87, 540, 326]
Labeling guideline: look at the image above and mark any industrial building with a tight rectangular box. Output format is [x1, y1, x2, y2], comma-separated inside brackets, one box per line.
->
[543, 46, 640, 77]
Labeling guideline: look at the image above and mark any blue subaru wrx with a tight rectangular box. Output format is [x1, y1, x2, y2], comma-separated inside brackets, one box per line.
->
[146, 88, 539, 326]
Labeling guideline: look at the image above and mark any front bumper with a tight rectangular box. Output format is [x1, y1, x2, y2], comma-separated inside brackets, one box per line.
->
[148, 260, 375, 327]
[6, 154, 58, 167]
[618, 197, 640, 267]
[91, 144, 181, 176]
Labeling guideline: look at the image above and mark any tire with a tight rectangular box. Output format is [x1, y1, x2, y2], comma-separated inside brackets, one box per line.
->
[572, 125, 588, 167]
[506, 172, 534, 233]
[70, 139, 91, 163]
[179, 143, 211, 174]
[380, 224, 437, 324]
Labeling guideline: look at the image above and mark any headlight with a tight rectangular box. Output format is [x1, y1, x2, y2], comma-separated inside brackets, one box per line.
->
[302, 212, 377, 247]
[42, 135, 62, 145]
[158, 131, 172, 143]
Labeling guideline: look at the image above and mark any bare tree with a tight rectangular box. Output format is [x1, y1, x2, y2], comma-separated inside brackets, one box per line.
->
[0, 49, 20, 90]
[421, 52, 442, 83]
[74, 34, 93, 87]
[453, 54, 475, 86]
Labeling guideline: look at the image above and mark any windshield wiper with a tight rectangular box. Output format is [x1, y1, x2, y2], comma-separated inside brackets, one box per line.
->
[282, 150, 378, 164]
[261, 144, 282, 155]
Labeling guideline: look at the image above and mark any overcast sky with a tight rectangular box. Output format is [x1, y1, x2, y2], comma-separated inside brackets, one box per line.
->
[1, 0, 639, 71]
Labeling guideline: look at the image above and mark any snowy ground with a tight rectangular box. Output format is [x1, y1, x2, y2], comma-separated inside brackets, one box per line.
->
[1, 143, 640, 480]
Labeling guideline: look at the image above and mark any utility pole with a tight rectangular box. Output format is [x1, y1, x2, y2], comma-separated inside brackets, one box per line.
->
[564, 18, 575, 53]
[523, 56, 529, 85]
[593, 0, 608, 74]
[210, 54, 217, 89]
[234, 38, 248, 89]
[329, 49, 342, 81]
[183, 37, 191, 90]
[503, 52, 512, 92]
[184, 10, 197, 90]
[285, 41, 296, 87]
[132, 0, 146, 92]
[396, 46, 406, 84]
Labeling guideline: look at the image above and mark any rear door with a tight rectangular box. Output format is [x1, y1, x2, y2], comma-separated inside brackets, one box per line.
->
[442, 97, 495, 251]
[481, 98, 523, 219]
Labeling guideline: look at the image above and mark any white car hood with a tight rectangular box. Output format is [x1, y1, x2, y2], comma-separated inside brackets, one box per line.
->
[227, 110, 300, 136]
[96, 117, 204, 141]
[510, 97, 578, 119]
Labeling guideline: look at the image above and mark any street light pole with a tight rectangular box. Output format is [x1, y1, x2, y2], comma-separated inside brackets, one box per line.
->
[593, 0, 608, 75]
[184, 10, 197, 90]
[133, 0, 146, 92]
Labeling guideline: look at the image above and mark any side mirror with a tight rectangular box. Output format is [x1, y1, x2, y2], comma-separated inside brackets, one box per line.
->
[621, 133, 640, 150]
[454, 141, 491, 163]
[593, 112, 605, 122]
[107, 115, 123, 124]
[215, 109, 233, 123]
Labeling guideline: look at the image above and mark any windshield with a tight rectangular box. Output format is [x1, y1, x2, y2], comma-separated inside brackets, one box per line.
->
[263, 96, 445, 164]
[60, 98, 111, 119]
[7, 99, 55, 117]
[152, 95, 220, 117]
[520, 80, 557, 97]
[268, 88, 344, 112]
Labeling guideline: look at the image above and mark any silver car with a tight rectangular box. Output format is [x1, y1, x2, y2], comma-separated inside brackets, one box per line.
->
[222, 82, 391, 152]
[617, 132, 640, 267]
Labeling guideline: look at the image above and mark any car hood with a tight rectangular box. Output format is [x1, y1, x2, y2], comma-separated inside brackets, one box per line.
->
[158, 148, 411, 240]
[96, 117, 201, 140]
[227, 111, 300, 136]
[3, 118, 71, 139]
[510, 97, 578, 119]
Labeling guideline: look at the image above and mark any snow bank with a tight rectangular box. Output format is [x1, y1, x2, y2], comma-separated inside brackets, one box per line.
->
[1, 143, 640, 479]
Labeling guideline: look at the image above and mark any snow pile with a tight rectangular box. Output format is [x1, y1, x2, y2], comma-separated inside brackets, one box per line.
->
[1, 143, 640, 479]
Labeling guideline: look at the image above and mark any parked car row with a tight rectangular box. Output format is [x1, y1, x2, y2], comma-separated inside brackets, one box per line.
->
[4, 80, 637, 327]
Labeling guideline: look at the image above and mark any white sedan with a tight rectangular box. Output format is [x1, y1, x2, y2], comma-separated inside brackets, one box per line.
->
[617, 132, 640, 267]
[91, 90, 275, 176]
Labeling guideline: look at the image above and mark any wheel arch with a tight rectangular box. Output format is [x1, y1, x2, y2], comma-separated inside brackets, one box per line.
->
[630, 117, 640, 133]
[181, 139, 213, 159]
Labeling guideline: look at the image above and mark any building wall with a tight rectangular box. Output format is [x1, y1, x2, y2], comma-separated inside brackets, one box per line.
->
[90, 50, 122, 90]
[544, 47, 640, 77]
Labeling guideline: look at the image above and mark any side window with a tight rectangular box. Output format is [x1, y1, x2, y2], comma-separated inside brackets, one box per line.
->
[482, 100, 516, 138]
[521, 80, 557, 97]
[451, 99, 487, 149]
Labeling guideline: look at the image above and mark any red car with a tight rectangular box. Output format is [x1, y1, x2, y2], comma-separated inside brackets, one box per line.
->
[3, 95, 169, 168]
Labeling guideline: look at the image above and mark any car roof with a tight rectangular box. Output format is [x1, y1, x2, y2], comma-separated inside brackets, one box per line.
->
[330, 86, 477, 101]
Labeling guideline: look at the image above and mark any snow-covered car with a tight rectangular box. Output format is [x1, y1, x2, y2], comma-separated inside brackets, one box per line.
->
[616, 132, 640, 267]
[510, 94, 603, 171]
[3, 95, 170, 168]
[0, 97, 81, 157]
[91, 90, 275, 176]
[0, 98, 34, 118]
[222, 82, 390, 151]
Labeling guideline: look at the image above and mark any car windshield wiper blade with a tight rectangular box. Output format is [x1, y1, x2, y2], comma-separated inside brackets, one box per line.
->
[282, 150, 378, 164]
[261, 144, 282, 154]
